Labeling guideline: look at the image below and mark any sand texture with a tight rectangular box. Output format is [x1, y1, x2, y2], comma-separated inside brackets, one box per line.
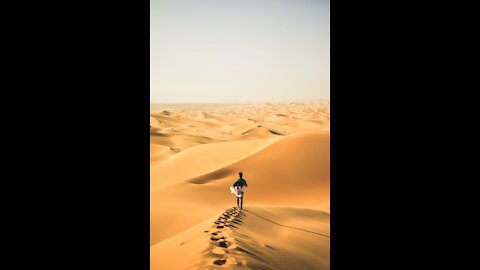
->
[151, 101, 330, 269]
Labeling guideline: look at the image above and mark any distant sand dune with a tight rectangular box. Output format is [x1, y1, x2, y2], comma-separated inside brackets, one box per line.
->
[150, 137, 278, 190]
[150, 132, 219, 150]
[240, 125, 284, 136]
[150, 144, 177, 164]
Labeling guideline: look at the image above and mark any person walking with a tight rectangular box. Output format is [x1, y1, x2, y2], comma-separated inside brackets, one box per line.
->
[230, 172, 248, 209]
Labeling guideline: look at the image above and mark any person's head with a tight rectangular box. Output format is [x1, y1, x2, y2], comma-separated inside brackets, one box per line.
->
[239, 172, 243, 178]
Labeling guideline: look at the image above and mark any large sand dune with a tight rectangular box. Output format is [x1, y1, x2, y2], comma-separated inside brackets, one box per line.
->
[151, 206, 330, 270]
[150, 101, 330, 269]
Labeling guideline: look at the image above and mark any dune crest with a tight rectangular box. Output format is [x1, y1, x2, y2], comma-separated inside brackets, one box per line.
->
[240, 125, 284, 136]
[150, 137, 279, 190]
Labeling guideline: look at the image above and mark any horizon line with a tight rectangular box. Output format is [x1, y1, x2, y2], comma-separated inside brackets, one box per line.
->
[150, 98, 330, 105]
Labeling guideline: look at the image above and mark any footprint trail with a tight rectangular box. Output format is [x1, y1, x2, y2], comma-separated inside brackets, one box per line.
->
[199, 207, 248, 268]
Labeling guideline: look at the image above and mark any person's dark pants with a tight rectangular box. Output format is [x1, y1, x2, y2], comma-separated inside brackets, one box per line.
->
[237, 196, 243, 209]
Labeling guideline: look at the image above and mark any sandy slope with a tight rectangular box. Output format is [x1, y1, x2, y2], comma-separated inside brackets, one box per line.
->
[150, 101, 330, 269]
[150, 137, 280, 190]
[150, 131, 329, 246]
[151, 206, 330, 270]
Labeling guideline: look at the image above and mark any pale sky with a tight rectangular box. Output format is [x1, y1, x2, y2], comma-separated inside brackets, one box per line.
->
[150, 0, 330, 103]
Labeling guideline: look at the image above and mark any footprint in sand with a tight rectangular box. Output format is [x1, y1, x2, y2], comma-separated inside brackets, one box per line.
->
[213, 259, 227, 265]
[202, 207, 246, 268]
[219, 241, 230, 248]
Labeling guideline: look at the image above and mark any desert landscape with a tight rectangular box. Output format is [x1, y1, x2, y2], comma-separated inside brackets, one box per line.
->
[150, 101, 330, 269]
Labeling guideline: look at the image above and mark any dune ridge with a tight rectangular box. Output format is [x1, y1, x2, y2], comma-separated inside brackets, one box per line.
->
[151, 205, 330, 270]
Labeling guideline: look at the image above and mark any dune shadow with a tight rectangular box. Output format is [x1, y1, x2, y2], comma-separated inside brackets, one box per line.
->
[236, 247, 257, 257]
[188, 168, 234, 185]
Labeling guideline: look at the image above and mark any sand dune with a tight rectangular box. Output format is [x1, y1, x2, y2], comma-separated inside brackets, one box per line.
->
[239, 125, 284, 137]
[150, 101, 330, 269]
[150, 131, 220, 150]
[150, 144, 177, 164]
[151, 205, 330, 270]
[150, 137, 279, 190]
[151, 131, 329, 246]
[150, 102, 329, 148]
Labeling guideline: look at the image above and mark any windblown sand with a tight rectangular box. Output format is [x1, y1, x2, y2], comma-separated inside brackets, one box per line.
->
[150, 101, 330, 269]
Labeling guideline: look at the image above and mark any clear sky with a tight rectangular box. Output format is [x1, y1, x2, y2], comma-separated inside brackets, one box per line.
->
[150, 0, 330, 103]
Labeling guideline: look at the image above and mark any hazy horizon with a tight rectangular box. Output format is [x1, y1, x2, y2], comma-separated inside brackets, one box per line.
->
[150, 97, 330, 105]
[151, 0, 330, 103]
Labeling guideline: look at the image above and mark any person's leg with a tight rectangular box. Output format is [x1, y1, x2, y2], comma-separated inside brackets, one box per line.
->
[240, 197, 243, 209]
[237, 197, 240, 208]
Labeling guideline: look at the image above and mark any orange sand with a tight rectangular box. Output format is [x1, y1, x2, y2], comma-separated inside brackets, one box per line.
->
[150, 101, 330, 269]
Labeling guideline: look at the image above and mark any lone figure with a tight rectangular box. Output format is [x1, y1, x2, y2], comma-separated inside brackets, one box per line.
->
[230, 172, 248, 209]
